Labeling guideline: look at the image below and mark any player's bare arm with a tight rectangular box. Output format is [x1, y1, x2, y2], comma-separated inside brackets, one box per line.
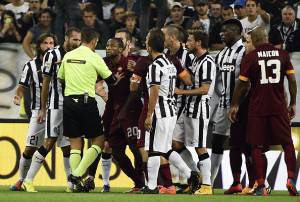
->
[145, 85, 160, 131]
[178, 69, 193, 86]
[13, 85, 25, 105]
[175, 83, 210, 95]
[287, 73, 297, 120]
[229, 80, 250, 123]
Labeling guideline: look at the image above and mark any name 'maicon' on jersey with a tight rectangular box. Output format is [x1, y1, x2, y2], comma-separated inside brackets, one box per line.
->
[147, 54, 177, 118]
[165, 45, 194, 116]
[215, 39, 245, 108]
[19, 57, 43, 110]
[185, 52, 216, 118]
[42, 46, 66, 109]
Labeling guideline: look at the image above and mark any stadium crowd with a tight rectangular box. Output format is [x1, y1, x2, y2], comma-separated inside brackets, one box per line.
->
[2, 0, 300, 197]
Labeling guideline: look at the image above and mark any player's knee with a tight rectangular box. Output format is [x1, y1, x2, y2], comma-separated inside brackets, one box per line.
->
[196, 147, 207, 155]
[23, 146, 37, 157]
[43, 138, 57, 151]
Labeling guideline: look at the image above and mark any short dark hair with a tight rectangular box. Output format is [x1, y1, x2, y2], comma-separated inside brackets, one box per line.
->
[222, 6, 233, 12]
[36, 33, 58, 56]
[222, 18, 243, 34]
[38, 8, 55, 21]
[65, 27, 81, 38]
[148, 28, 165, 53]
[81, 27, 99, 43]
[108, 37, 124, 50]
[115, 28, 132, 42]
[82, 3, 98, 15]
[188, 29, 208, 49]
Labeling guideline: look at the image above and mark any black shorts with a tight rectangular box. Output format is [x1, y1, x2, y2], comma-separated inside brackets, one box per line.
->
[63, 95, 103, 138]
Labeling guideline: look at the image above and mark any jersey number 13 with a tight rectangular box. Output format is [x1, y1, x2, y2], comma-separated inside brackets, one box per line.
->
[259, 59, 281, 84]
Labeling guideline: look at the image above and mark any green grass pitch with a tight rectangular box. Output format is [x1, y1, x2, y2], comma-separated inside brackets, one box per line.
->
[0, 186, 299, 202]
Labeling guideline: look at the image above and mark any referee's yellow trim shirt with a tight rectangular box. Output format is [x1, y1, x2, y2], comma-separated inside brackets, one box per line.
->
[58, 45, 112, 97]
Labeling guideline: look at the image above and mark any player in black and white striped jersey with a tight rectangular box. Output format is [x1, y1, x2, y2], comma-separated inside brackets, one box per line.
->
[10, 33, 57, 191]
[210, 19, 246, 185]
[22, 28, 81, 193]
[143, 28, 200, 194]
[162, 25, 198, 191]
[175, 30, 216, 195]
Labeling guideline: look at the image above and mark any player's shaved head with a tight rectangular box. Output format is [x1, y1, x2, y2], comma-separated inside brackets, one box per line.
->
[250, 26, 268, 48]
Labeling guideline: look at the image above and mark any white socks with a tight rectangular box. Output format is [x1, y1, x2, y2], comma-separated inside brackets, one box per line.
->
[168, 151, 191, 179]
[101, 156, 112, 186]
[147, 156, 160, 190]
[19, 154, 32, 181]
[198, 157, 211, 185]
[25, 151, 44, 182]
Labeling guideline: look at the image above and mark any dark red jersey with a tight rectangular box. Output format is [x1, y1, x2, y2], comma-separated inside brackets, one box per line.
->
[239, 43, 295, 116]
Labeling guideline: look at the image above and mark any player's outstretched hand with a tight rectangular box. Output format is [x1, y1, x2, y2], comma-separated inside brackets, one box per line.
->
[288, 104, 296, 120]
[37, 109, 46, 123]
[13, 95, 21, 106]
[229, 106, 239, 123]
[144, 115, 152, 131]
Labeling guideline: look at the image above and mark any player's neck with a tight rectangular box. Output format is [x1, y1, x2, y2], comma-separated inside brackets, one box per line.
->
[151, 52, 162, 60]
[111, 54, 122, 65]
[195, 48, 207, 58]
[170, 42, 181, 55]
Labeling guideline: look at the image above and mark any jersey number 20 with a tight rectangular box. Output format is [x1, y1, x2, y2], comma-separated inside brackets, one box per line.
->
[259, 59, 281, 84]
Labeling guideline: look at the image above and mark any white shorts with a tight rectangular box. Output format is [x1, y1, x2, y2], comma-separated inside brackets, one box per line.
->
[26, 110, 45, 147]
[213, 107, 231, 136]
[172, 113, 209, 147]
[145, 116, 177, 153]
[46, 109, 70, 147]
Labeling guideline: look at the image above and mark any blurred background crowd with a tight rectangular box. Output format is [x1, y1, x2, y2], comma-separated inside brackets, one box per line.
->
[0, 0, 299, 58]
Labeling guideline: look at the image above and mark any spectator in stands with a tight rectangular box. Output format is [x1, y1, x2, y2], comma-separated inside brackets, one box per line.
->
[4, 0, 29, 20]
[22, 8, 55, 58]
[181, 0, 195, 18]
[209, 1, 223, 31]
[269, 5, 300, 52]
[116, 0, 140, 15]
[109, 5, 126, 37]
[233, 0, 247, 19]
[259, 0, 285, 26]
[77, 3, 110, 49]
[124, 11, 141, 49]
[139, 0, 168, 46]
[102, 0, 117, 24]
[240, 0, 270, 36]
[192, 0, 211, 34]
[209, 6, 234, 50]
[18, 0, 42, 39]
[0, 9, 22, 42]
[54, 0, 82, 44]
[79, 0, 103, 21]
[165, 2, 193, 30]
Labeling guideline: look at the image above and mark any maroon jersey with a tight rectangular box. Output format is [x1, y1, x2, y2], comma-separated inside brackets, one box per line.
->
[239, 43, 295, 116]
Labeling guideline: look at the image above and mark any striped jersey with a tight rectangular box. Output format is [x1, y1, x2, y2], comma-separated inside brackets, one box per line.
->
[42, 45, 66, 109]
[185, 52, 216, 118]
[165, 45, 194, 116]
[146, 54, 177, 118]
[19, 57, 43, 110]
[215, 39, 245, 108]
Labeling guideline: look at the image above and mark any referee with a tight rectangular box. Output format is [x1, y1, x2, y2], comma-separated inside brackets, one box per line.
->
[57, 27, 122, 192]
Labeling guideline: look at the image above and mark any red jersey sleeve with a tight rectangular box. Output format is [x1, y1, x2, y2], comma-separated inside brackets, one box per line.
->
[131, 56, 152, 83]
[282, 51, 295, 75]
[239, 53, 252, 82]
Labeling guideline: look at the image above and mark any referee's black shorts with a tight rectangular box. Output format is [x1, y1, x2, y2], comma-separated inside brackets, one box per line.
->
[63, 95, 103, 138]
